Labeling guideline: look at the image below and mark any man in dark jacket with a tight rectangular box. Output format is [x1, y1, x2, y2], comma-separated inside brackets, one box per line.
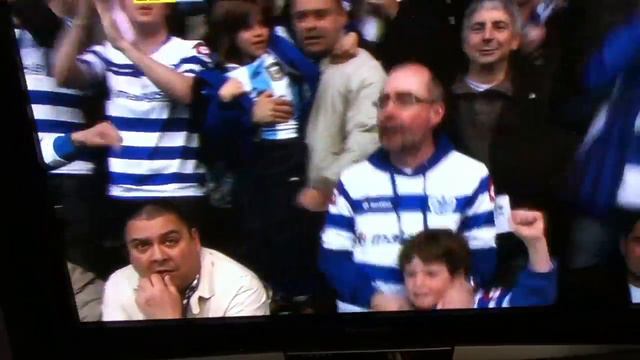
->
[443, 0, 579, 287]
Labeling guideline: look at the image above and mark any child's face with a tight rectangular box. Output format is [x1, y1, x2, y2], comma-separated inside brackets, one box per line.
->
[236, 17, 270, 61]
[403, 257, 455, 310]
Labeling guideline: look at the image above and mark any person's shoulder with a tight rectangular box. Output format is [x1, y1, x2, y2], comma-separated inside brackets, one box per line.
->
[338, 155, 384, 191]
[166, 37, 212, 58]
[341, 157, 377, 179]
[105, 264, 138, 290]
[203, 248, 261, 284]
[346, 49, 385, 75]
[441, 150, 490, 178]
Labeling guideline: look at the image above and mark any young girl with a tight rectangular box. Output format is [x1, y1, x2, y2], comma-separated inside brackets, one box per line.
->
[194, 0, 323, 313]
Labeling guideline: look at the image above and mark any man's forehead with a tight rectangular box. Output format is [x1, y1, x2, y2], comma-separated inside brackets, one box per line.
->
[293, 0, 336, 11]
[385, 68, 430, 94]
[126, 215, 184, 237]
[470, 6, 512, 23]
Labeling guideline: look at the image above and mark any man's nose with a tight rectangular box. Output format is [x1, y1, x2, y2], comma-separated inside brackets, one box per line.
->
[301, 18, 317, 31]
[483, 27, 495, 41]
[150, 244, 168, 261]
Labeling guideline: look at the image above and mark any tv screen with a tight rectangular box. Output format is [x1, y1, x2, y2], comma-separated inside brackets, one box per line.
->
[3, 0, 640, 358]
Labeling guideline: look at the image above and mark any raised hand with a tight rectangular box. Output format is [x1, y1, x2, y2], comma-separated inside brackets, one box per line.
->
[93, 0, 128, 51]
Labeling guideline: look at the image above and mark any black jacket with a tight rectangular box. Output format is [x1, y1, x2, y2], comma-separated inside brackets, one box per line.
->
[444, 53, 581, 211]
[378, 0, 471, 87]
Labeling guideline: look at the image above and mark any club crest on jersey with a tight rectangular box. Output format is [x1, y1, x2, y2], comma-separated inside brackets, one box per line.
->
[428, 195, 457, 215]
[266, 62, 285, 81]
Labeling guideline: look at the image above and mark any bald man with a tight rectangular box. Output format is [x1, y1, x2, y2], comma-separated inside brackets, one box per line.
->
[319, 63, 498, 312]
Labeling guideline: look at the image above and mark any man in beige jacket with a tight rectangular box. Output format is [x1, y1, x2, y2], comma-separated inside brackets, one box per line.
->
[292, 0, 387, 211]
[102, 201, 269, 321]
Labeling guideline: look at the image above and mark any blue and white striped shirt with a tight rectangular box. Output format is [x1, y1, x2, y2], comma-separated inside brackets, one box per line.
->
[16, 28, 94, 174]
[225, 52, 301, 140]
[320, 137, 498, 312]
[77, 37, 210, 198]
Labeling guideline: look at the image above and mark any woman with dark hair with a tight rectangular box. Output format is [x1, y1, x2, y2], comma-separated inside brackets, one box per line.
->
[193, 0, 325, 313]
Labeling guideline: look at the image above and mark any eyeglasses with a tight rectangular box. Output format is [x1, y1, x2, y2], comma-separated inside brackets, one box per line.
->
[373, 92, 437, 110]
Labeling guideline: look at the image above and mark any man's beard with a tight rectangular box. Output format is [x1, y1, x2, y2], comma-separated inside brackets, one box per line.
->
[380, 128, 425, 154]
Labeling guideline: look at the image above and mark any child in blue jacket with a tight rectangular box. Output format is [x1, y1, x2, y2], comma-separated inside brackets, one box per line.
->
[191, 0, 323, 312]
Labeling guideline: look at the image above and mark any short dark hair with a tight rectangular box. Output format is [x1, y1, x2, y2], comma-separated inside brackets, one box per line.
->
[126, 200, 195, 231]
[398, 229, 471, 277]
[205, 0, 274, 65]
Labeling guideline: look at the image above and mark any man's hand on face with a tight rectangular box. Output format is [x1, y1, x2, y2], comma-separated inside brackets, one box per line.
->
[135, 274, 183, 319]
[370, 292, 411, 311]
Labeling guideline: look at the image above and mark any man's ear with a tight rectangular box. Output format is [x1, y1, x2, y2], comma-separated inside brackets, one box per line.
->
[190, 228, 202, 249]
[430, 102, 446, 128]
[511, 32, 522, 51]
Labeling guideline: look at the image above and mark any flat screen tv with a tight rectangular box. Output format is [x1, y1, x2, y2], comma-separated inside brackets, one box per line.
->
[2, 0, 640, 359]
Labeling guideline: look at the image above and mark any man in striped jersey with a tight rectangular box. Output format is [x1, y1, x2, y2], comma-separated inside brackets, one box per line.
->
[54, 0, 213, 274]
[320, 63, 497, 312]
[13, 0, 121, 276]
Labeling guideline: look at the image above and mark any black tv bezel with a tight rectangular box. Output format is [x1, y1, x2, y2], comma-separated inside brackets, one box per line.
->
[2, 3, 640, 359]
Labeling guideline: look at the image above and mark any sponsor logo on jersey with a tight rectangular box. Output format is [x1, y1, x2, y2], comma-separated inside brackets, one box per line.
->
[428, 195, 457, 215]
[361, 199, 393, 211]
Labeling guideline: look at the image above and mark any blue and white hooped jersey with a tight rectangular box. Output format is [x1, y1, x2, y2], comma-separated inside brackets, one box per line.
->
[77, 37, 211, 199]
[225, 52, 301, 141]
[322, 138, 497, 312]
[16, 27, 94, 175]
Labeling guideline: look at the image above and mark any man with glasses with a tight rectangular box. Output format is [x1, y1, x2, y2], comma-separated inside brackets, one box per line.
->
[319, 63, 497, 312]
